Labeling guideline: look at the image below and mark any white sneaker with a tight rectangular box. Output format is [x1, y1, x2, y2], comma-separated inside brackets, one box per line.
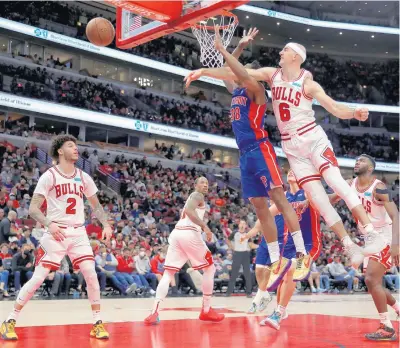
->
[281, 310, 289, 320]
[149, 289, 156, 296]
[258, 296, 272, 312]
[126, 283, 137, 294]
[363, 231, 387, 256]
[345, 243, 364, 268]
[247, 302, 258, 314]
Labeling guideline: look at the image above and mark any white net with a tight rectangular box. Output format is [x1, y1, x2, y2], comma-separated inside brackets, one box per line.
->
[191, 13, 238, 68]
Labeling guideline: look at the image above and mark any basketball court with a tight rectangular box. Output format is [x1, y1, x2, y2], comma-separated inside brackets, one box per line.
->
[0, 294, 398, 347]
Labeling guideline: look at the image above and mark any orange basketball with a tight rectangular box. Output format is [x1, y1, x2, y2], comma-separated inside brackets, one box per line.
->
[86, 17, 115, 47]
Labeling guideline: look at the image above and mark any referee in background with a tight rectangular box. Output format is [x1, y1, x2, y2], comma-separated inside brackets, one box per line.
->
[225, 220, 256, 297]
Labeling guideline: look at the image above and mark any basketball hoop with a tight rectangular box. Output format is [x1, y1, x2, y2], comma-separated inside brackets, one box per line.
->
[191, 10, 238, 68]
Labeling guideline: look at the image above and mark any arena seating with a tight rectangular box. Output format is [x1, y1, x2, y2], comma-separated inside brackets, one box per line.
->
[0, 1, 398, 105]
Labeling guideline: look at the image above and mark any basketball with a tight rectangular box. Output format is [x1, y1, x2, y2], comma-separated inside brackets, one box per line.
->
[85, 17, 115, 47]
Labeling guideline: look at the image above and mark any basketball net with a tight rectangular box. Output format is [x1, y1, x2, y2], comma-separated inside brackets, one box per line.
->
[191, 11, 238, 68]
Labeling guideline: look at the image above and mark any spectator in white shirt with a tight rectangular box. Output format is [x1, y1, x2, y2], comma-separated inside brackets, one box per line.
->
[144, 212, 155, 227]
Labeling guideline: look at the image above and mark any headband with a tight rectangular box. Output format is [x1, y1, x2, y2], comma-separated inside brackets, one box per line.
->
[285, 42, 306, 63]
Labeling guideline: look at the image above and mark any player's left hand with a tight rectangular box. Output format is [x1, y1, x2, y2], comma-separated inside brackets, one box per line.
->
[102, 225, 113, 243]
[390, 244, 400, 266]
[353, 108, 369, 122]
[184, 69, 203, 88]
[239, 27, 259, 48]
[214, 24, 224, 52]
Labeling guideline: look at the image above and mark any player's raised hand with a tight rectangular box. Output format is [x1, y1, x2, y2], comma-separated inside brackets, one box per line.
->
[239, 27, 259, 48]
[48, 222, 66, 242]
[214, 24, 224, 52]
[102, 225, 113, 243]
[390, 243, 400, 266]
[353, 107, 369, 122]
[184, 69, 203, 89]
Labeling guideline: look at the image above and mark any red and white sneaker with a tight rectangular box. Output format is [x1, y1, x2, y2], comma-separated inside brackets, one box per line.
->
[199, 308, 225, 322]
[144, 312, 160, 326]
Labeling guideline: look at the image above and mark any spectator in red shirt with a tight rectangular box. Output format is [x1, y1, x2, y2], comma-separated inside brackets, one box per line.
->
[0, 244, 12, 260]
[150, 247, 177, 294]
[86, 218, 103, 240]
[115, 248, 141, 291]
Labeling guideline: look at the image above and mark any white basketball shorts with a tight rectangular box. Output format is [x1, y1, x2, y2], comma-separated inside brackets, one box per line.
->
[281, 125, 339, 187]
[164, 227, 213, 272]
[35, 226, 95, 270]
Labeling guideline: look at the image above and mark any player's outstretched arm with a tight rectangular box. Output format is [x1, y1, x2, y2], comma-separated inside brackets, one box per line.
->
[215, 28, 264, 101]
[374, 183, 400, 265]
[87, 194, 112, 242]
[223, 27, 259, 93]
[305, 79, 369, 121]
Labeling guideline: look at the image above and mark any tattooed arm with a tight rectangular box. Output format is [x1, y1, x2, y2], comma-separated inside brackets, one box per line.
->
[29, 194, 50, 227]
[87, 194, 112, 241]
[29, 193, 66, 241]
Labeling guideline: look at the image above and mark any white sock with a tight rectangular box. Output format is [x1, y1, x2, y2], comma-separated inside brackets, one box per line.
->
[202, 294, 212, 313]
[379, 312, 393, 329]
[391, 301, 399, 313]
[277, 305, 286, 314]
[92, 309, 101, 324]
[152, 271, 174, 314]
[267, 241, 280, 263]
[253, 288, 270, 305]
[7, 308, 21, 322]
[291, 231, 307, 254]
[341, 235, 354, 247]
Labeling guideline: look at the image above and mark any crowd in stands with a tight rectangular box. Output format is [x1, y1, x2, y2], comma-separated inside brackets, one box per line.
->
[0, 1, 398, 105]
[0, 60, 399, 165]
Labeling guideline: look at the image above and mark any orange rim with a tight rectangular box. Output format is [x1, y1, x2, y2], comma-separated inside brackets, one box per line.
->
[192, 10, 238, 30]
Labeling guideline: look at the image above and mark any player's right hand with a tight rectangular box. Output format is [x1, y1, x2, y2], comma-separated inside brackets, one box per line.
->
[48, 223, 66, 241]
[184, 69, 203, 89]
[203, 225, 213, 242]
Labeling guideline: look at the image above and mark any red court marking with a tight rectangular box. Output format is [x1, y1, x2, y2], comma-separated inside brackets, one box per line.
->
[1, 315, 398, 348]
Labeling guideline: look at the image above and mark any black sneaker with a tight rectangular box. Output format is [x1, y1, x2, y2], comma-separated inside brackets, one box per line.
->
[365, 324, 397, 341]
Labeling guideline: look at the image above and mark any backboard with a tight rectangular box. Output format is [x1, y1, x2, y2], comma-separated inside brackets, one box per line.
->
[105, 0, 248, 49]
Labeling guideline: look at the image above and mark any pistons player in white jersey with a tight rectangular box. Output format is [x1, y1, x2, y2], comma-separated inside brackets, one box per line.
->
[0, 135, 112, 341]
[185, 39, 386, 267]
[144, 177, 224, 325]
[330, 154, 399, 341]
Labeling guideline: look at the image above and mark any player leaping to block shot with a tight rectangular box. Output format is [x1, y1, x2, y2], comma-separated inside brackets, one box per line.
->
[144, 177, 224, 325]
[0, 135, 112, 341]
[185, 37, 386, 267]
[186, 27, 312, 288]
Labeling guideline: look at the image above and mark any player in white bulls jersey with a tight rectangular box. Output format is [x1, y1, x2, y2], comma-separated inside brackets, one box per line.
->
[144, 177, 224, 325]
[186, 40, 386, 267]
[330, 154, 399, 341]
[0, 135, 112, 341]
